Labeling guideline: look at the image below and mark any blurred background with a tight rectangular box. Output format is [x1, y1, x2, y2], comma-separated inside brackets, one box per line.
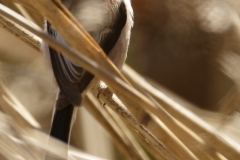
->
[129, 0, 240, 111]
[1, 0, 240, 159]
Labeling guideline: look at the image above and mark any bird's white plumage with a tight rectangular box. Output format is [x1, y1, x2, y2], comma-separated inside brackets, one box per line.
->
[108, 0, 134, 68]
[42, 0, 133, 71]
[41, 0, 133, 107]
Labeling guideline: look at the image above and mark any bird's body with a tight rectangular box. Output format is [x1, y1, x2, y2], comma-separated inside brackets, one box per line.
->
[42, 0, 133, 143]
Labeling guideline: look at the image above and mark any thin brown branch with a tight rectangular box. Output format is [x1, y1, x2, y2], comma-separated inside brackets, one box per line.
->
[0, 14, 40, 51]
[122, 65, 240, 160]
[84, 93, 150, 160]
[102, 105, 152, 160]
[88, 80, 177, 160]
[0, 81, 40, 129]
[0, 0, 43, 27]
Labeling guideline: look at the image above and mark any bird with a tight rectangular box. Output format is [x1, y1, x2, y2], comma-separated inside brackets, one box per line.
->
[41, 0, 134, 144]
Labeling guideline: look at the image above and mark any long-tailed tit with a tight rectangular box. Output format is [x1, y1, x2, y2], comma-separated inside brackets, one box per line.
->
[42, 0, 133, 143]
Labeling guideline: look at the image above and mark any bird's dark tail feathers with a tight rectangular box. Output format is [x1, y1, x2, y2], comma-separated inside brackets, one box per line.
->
[50, 104, 74, 143]
[49, 71, 94, 143]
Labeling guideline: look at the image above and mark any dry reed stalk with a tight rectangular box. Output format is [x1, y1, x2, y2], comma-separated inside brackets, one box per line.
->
[0, 0, 21, 14]
[0, 112, 41, 160]
[125, 123, 168, 160]
[0, 3, 191, 159]
[21, 1, 205, 158]
[0, 0, 43, 27]
[102, 104, 151, 160]
[0, 14, 40, 51]
[104, 105, 172, 160]
[1, 1, 240, 159]
[0, 110, 108, 160]
[16, 0, 126, 80]
[0, 2, 216, 159]
[123, 65, 240, 160]
[84, 93, 149, 160]
[0, 7, 180, 159]
[0, 83, 67, 159]
[5, 0, 32, 11]
[0, 81, 40, 129]
[122, 67, 223, 160]
[89, 80, 178, 160]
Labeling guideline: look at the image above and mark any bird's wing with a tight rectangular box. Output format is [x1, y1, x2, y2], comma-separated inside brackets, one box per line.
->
[47, 22, 83, 106]
[46, 1, 128, 107]
[78, 1, 128, 93]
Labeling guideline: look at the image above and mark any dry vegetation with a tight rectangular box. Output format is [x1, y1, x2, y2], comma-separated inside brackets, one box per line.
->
[0, 0, 240, 160]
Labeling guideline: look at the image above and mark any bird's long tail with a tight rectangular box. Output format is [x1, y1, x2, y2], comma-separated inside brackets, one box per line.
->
[50, 103, 74, 143]
[49, 71, 94, 143]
